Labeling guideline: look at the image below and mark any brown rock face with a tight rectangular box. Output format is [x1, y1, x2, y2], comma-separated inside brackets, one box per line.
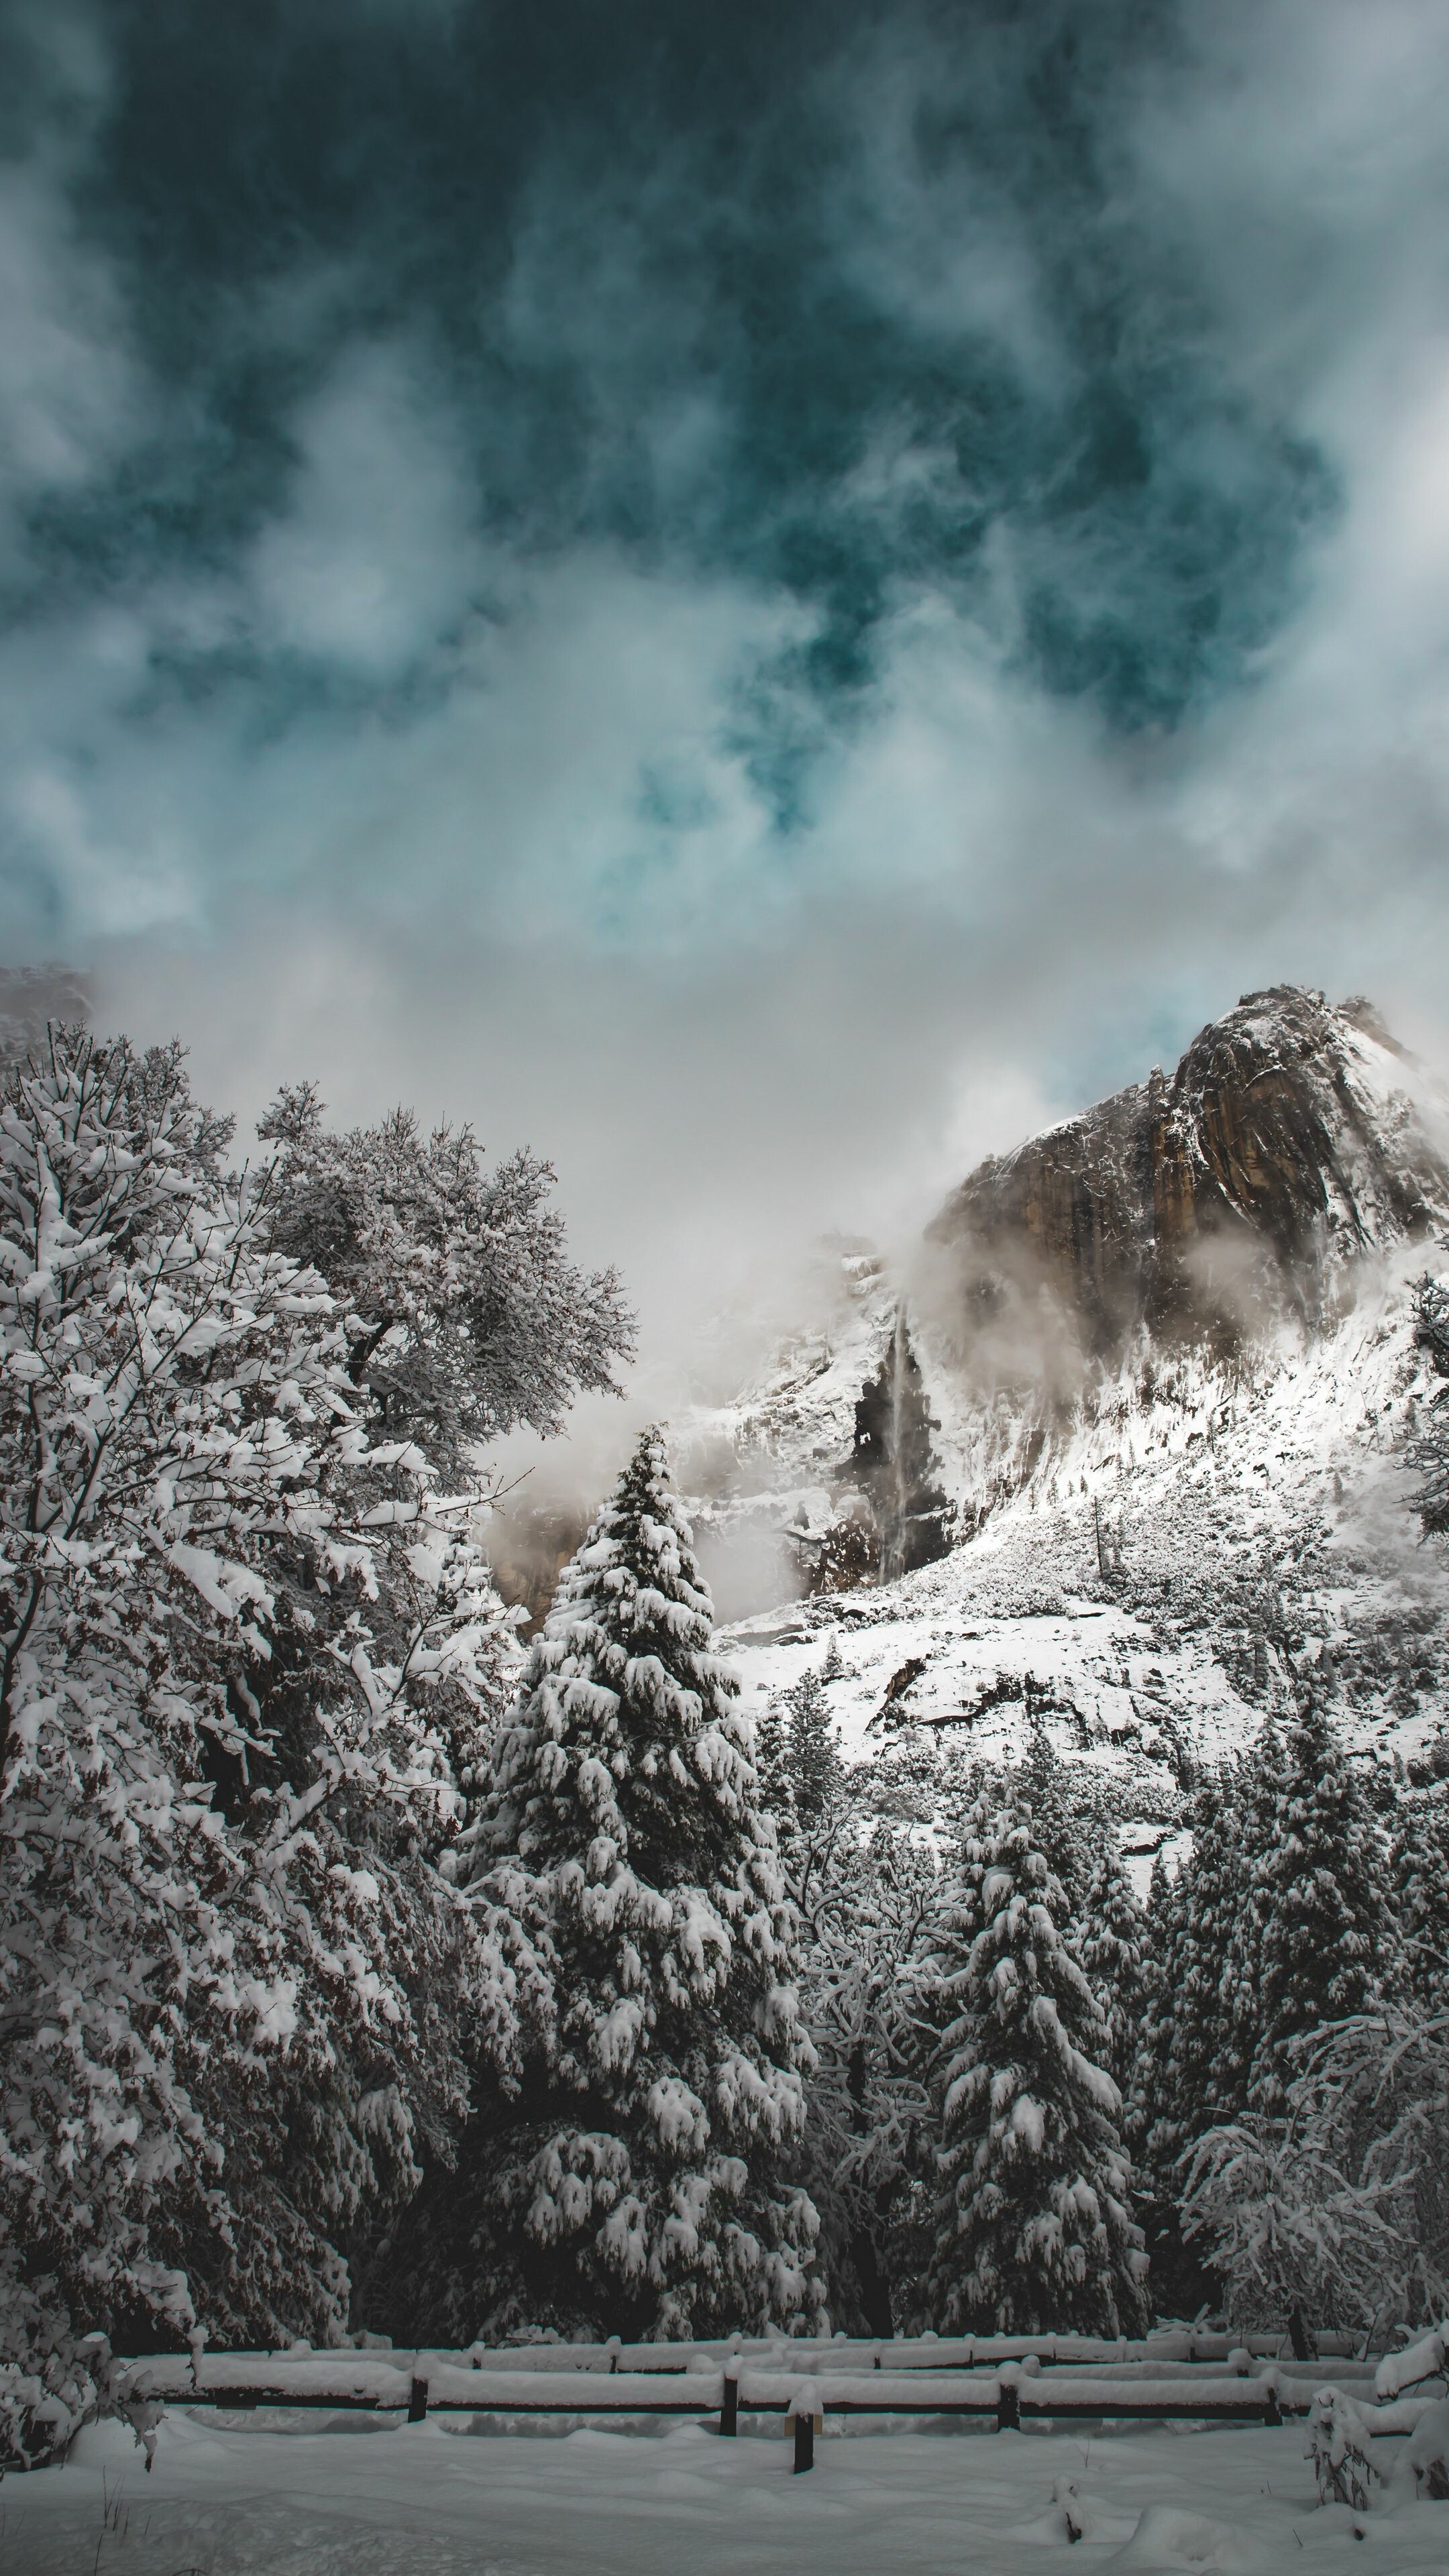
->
[928, 987, 1449, 1354]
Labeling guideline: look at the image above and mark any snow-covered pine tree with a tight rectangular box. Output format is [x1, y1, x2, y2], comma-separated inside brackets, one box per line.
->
[397, 1429, 820, 2342]
[1389, 1780, 1449, 2002]
[927, 1804, 1148, 2337]
[1125, 1855, 1181, 2255]
[783, 1664, 845, 1832]
[1077, 1845, 1148, 2093]
[1122, 1850, 1221, 2318]
[755, 1658, 849, 1925]
[793, 1819, 939, 2334]
[1240, 1701, 1391, 2114]
[751, 1695, 792, 1829]
[1171, 1762, 1256, 2136]
[1014, 1723, 1095, 1909]
[1124, 1851, 1181, 2174]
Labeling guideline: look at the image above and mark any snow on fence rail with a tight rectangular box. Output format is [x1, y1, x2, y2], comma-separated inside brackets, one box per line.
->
[421, 2326, 1368, 2369]
[121, 2324, 1373, 2384]
[105, 2340, 1445, 2454]
[7, 2328, 1440, 2475]
[121, 2358, 1283, 2417]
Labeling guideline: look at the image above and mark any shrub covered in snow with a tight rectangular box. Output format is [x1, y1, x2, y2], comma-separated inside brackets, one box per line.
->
[1307, 2385, 1379, 2511]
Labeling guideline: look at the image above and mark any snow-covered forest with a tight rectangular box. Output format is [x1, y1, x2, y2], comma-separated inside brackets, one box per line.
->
[4, 1023, 1448, 2486]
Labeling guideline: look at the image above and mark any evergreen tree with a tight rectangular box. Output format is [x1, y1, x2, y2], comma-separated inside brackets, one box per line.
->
[1389, 1780, 1449, 2002]
[755, 1660, 846, 1871]
[1015, 1723, 1095, 1909]
[754, 1666, 941, 2336]
[390, 1430, 820, 2341]
[1124, 1852, 1220, 2318]
[1217, 1731, 1287, 2112]
[1240, 1701, 1391, 2114]
[784, 1665, 845, 1830]
[752, 1697, 792, 1825]
[1077, 1845, 1148, 2092]
[1125, 1851, 1181, 2177]
[795, 1820, 940, 2337]
[927, 1804, 1148, 2336]
[1171, 1762, 1257, 2138]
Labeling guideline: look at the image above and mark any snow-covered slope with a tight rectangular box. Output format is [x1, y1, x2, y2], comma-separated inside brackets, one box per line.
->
[686, 988, 1449, 1828]
[722, 1243, 1449, 1845]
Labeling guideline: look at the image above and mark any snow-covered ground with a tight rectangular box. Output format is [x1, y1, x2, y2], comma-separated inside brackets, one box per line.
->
[9, 2408, 1446, 2575]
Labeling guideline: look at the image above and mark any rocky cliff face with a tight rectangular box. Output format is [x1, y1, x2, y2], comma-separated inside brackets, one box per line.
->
[688, 985, 1449, 1818]
[684, 988, 1449, 1603]
[929, 987, 1449, 1358]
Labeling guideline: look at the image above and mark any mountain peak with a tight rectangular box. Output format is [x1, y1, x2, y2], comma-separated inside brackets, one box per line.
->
[928, 986, 1449, 1358]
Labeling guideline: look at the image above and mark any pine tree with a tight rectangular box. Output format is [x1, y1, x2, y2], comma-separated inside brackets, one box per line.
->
[1078, 1845, 1148, 2092]
[1171, 1762, 1257, 2138]
[1015, 1723, 1095, 1909]
[1389, 1780, 1449, 2002]
[755, 1661, 845, 1864]
[927, 1804, 1148, 2337]
[752, 1697, 792, 1825]
[1125, 1852, 1181, 2177]
[1242, 1701, 1392, 2114]
[784, 1665, 845, 1830]
[795, 1820, 940, 2337]
[393, 1430, 821, 2341]
[1123, 1851, 1220, 2318]
[1216, 1731, 1288, 2113]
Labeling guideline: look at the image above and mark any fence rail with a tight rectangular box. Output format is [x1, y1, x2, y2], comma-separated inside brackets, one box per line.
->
[109, 2350, 1442, 2454]
[7, 2327, 1435, 2477]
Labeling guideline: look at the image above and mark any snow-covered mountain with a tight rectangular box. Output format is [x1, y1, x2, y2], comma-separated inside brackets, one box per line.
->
[684, 987, 1449, 1843]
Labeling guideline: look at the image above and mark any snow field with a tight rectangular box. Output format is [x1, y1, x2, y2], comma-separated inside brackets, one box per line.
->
[7, 2407, 1447, 2576]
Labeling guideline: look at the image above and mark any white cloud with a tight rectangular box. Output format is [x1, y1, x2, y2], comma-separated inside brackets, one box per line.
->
[248, 343, 486, 675]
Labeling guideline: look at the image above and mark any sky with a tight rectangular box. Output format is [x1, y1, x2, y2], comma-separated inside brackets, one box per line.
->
[6, 0, 1449, 1460]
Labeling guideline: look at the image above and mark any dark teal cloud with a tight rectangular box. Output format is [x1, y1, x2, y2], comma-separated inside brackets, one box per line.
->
[8, 0, 1331, 763]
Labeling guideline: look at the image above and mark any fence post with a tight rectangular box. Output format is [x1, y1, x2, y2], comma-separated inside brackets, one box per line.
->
[996, 2369, 1020, 2433]
[720, 2361, 738, 2438]
[408, 2375, 429, 2424]
[1263, 2380, 1283, 2428]
[788, 2383, 821, 2473]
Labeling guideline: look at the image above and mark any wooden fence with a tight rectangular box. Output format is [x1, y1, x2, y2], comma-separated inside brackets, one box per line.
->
[102, 2330, 1445, 2473]
[0, 2326, 1432, 2475]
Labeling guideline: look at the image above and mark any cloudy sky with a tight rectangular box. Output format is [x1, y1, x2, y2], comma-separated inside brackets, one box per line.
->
[6, 0, 1449, 1430]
